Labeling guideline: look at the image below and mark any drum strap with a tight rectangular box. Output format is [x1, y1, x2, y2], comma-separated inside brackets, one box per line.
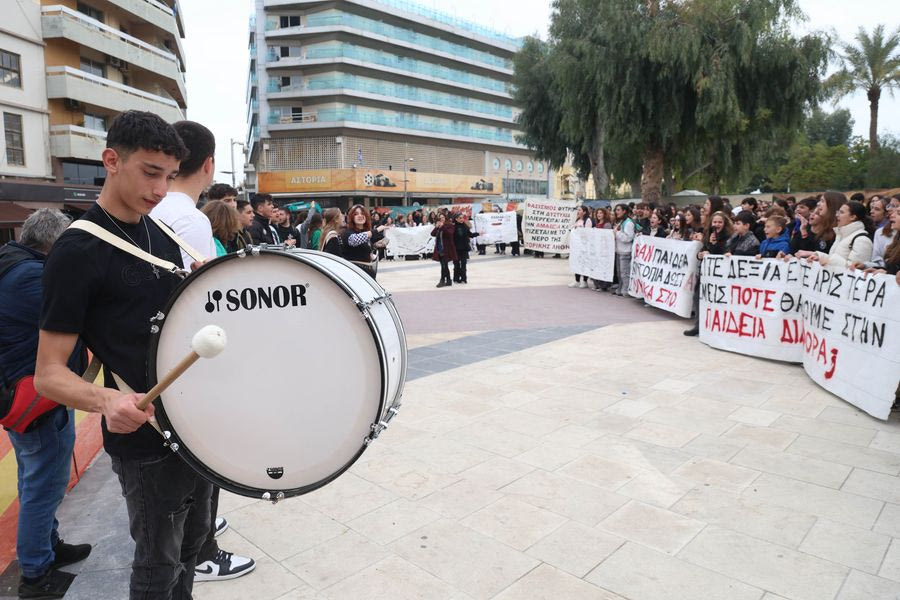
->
[68, 217, 207, 276]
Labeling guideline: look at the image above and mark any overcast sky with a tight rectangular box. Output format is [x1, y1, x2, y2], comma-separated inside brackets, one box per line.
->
[181, 0, 899, 186]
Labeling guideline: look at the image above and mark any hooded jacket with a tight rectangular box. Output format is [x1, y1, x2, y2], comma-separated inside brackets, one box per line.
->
[758, 229, 792, 258]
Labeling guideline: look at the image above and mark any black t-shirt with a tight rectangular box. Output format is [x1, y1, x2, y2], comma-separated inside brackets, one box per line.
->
[41, 204, 183, 458]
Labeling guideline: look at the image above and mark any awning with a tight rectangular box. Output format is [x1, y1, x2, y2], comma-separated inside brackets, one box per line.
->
[0, 202, 34, 225]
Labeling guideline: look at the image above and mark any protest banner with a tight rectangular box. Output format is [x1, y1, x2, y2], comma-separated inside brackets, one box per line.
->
[569, 228, 615, 282]
[628, 236, 702, 317]
[474, 211, 518, 245]
[523, 200, 577, 253]
[797, 263, 899, 420]
[384, 225, 434, 257]
[699, 256, 801, 362]
[698, 256, 900, 420]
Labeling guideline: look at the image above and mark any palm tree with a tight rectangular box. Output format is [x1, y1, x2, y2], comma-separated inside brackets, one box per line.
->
[828, 25, 900, 151]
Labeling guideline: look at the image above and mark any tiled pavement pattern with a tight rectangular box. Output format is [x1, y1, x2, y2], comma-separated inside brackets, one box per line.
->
[5, 254, 900, 599]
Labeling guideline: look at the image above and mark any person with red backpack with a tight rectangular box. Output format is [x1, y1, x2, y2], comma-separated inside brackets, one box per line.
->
[0, 209, 92, 599]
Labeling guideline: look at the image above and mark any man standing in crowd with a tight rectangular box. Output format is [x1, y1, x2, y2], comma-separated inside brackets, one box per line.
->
[149, 121, 256, 584]
[0, 209, 92, 599]
[248, 193, 278, 244]
[149, 121, 218, 267]
[34, 110, 209, 599]
[207, 183, 238, 208]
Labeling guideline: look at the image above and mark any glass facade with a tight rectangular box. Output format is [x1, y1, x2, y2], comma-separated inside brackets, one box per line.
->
[62, 161, 106, 185]
[273, 11, 513, 69]
[269, 105, 513, 143]
[303, 44, 510, 94]
[270, 73, 513, 119]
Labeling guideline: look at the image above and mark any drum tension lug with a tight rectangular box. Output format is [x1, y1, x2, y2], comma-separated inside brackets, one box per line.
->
[261, 491, 285, 504]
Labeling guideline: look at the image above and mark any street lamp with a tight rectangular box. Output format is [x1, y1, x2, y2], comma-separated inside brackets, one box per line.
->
[403, 157, 414, 206]
[506, 168, 512, 201]
[229, 138, 246, 188]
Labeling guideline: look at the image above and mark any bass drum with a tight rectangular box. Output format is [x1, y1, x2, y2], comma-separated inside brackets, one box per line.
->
[148, 248, 407, 500]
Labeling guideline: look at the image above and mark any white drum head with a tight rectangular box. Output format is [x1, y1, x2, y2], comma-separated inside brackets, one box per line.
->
[151, 251, 385, 497]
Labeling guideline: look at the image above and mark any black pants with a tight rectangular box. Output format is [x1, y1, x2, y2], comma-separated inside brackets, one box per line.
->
[476, 244, 486, 255]
[453, 257, 468, 282]
[439, 258, 451, 283]
[111, 453, 212, 600]
[510, 241, 520, 256]
[196, 486, 220, 563]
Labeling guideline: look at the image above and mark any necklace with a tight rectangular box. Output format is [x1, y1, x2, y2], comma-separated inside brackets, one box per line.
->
[97, 204, 160, 279]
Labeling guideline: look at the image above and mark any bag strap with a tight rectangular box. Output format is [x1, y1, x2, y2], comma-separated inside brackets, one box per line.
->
[68, 220, 189, 277]
[848, 231, 868, 252]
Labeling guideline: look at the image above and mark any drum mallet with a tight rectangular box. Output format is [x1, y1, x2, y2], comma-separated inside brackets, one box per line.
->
[136, 325, 227, 410]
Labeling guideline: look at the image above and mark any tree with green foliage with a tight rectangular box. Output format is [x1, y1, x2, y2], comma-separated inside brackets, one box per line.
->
[513, 0, 829, 203]
[827, 25, 900, 151]
[804, 108, 854, 147]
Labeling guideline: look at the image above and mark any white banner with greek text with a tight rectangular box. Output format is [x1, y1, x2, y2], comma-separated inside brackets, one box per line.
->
[569, 228, 615, 282]
[699, 256, 900, 420]
[384, 225, 434, 257]
[628, 236, 702, 318]
[523, 200, 577, 253]
[474, 211, 518, 245]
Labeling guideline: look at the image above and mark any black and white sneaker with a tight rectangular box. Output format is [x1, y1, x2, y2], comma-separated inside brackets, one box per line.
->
[194, 549, 255, 582]
[214, 516, 228, 538]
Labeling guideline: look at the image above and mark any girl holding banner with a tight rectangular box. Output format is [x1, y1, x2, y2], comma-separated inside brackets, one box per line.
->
[612, 204, 635, 296]
[568, 206, 594, 288]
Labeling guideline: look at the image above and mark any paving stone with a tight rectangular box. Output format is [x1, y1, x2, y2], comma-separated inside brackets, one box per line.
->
[461, 497, 567, 551]
[321, 555, 458, 600]
[526, 522, 624, 578]
[731, 446, 852, 489]
[672, 457, 761, 493]
[679, 526, 849, 600]
[492, 564, 626, 599]
[393, 520, 539, 600]
[874, 502, 900, 538]
[417, 479, 504, 521]
[786, 434, 900, 476]
[282, 530, 390, 590]
[799, 519, 891, 574]
[837, 570, 900, 600]
[842, 468, 900, 504]
[625, 422, 699, 449]
[721, 423, 798, 450]
[585, 542, 763, 600]
[300, 473, 398, 523]
[227, 499, 346, 561]
[671, 487, 816, 549]
[728, 406, 782, 427]
[460, 457, 534, 490]
[743, 473, 883, 529]
[598, 501, 705, 555]
[880, 539, 900, 583]
[347, 498, 440, 545]
[501, 470, 629, 526]
[772, 415, 876, 447]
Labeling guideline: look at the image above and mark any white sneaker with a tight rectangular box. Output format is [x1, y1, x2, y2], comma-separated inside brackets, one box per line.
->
[567, 281, 578, 288]
[195, 549, 256, 582]
[214, 517, 228, 538]
[578, 281, 588, 288]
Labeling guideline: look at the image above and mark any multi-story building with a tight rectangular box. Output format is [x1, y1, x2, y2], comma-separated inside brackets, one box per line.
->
[246, 0, 555, 208]
[0, 0, 187, 240]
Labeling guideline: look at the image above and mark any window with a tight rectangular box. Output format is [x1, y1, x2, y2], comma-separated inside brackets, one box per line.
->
[492, 158, 500, 170]
[84, 113, 107, 131]
[503, 159, 512, 171]
[279, 15, 300, 28]
[80, 57, 105, 78]
[515, 160, 524, 172]
[4, 113, 24, 166]
[537, 163, 544, 174]
[1, 50, 21, 88]
[527, 161, 534, 173]
[62, 161, 107, 186]
[76, 2, 104, 22]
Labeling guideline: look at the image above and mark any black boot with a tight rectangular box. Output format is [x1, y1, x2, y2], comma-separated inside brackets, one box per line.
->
[19, 570, 76, 599]
[683, 324, 700, 337]
[436, 280, 447, 288]
[52, 539, 92, 569]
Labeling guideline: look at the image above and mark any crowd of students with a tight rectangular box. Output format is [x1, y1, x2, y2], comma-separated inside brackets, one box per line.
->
[569, 192, 900, 337]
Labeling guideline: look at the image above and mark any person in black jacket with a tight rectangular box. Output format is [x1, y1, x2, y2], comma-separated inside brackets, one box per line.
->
[725, 211, 761, 256]
[451, 213, 479, 283]
[432, 213, 457, 287]
[247, 194, 276, 244]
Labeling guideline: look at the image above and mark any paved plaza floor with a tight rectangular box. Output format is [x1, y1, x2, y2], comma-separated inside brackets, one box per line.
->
[5, 253, 900, 599]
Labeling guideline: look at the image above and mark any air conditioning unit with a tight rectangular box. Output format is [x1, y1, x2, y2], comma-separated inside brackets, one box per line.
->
[64, 99, 82, 111]
[107, 56, 123, 68]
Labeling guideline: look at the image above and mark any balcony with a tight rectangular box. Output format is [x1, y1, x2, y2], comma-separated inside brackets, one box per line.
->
[46, 66, 184, 123]
[49, 125, 107, 161]
[42, 5, 186, 105]
[108, 0, 185, 67]
[266, 46, 512, 100]
[267, 75, 514, 122]
[265, 12, 512, 73]
[266, 108, 519, 147]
